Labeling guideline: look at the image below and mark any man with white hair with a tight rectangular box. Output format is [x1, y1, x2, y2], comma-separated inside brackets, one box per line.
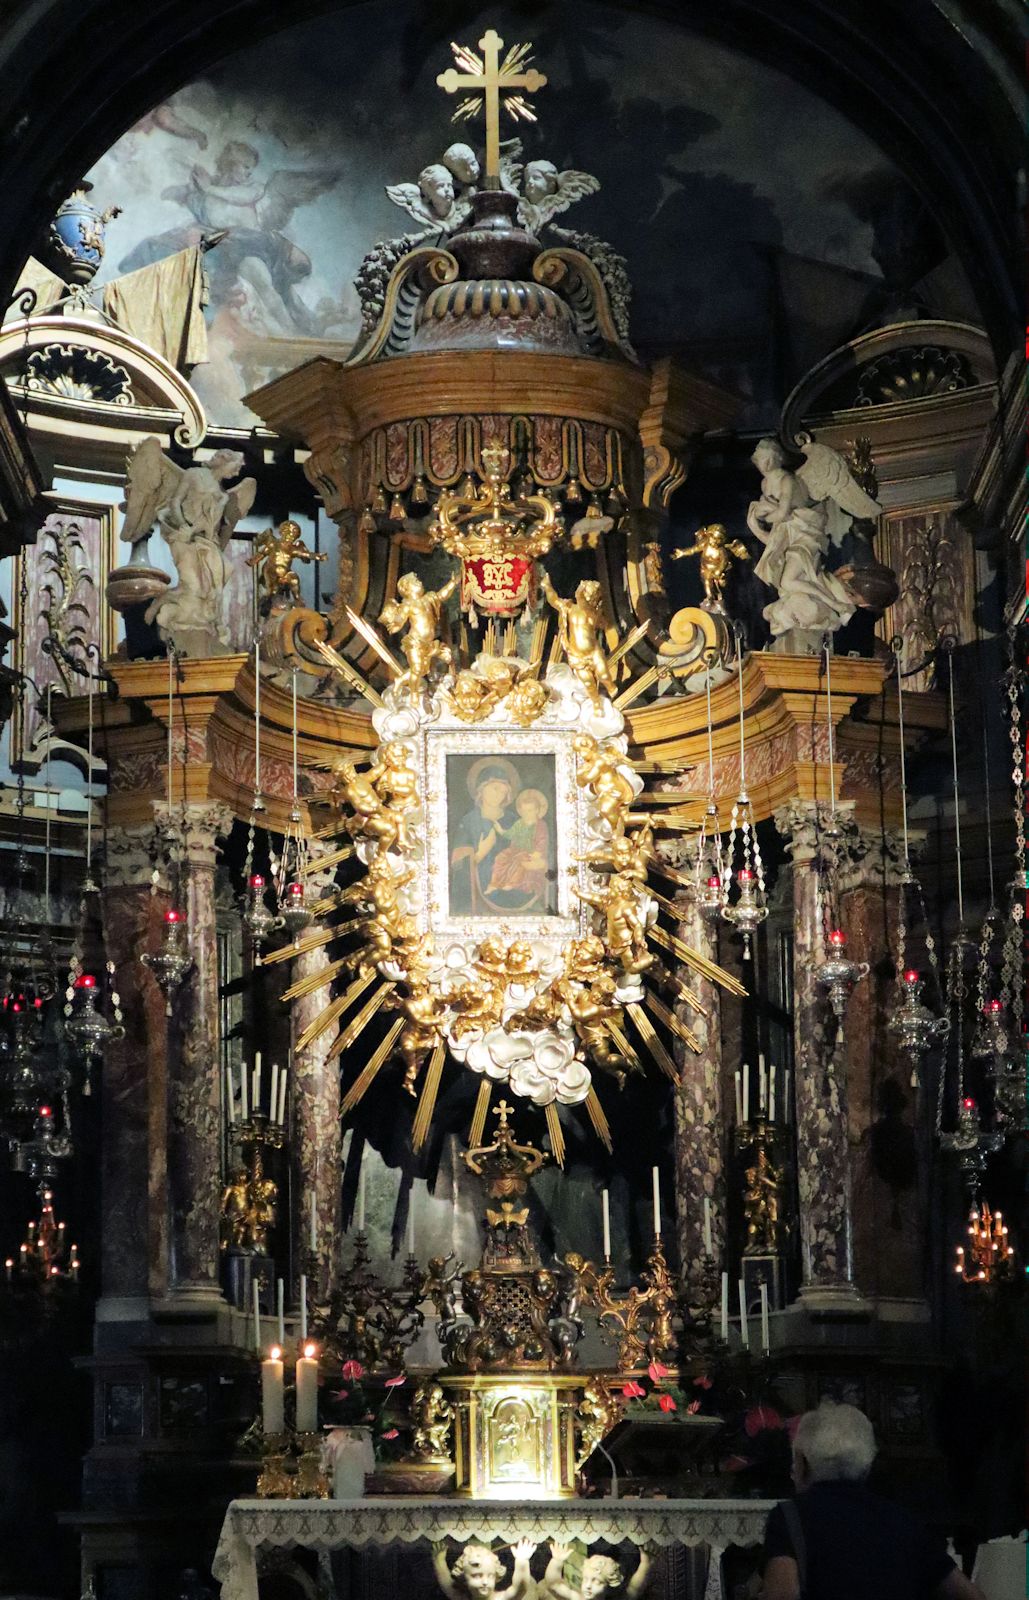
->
[762, 1401, 986, 1600]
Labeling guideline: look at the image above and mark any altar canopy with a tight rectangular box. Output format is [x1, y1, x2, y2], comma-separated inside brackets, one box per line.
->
[0, 6, 1022, 1600]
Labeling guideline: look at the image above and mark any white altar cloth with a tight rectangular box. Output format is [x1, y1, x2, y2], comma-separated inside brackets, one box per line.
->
[213, 1496, 774, 1600]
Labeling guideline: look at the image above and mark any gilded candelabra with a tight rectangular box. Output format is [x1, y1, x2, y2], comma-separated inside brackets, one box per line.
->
[564, 1235, 678, 1372]
[734, 1118, 787, 1257]
[317, 1231, 425, 1371]
[221, 1113, 283, 1257]
[955, 1200, 1015, 1285]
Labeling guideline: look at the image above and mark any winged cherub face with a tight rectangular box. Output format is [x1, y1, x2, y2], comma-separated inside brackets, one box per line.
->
[523, 159, 558, 203]
[444, 143, 480, 186]
[419, 163, 455, 218]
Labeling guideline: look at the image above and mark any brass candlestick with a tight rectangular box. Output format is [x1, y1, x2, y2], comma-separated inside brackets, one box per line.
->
[734, 1119, 787, 1257]
[221, 1115, 283, 1256]
[293, 1431, 331, 1499]
[256, 1431, 293, 1499]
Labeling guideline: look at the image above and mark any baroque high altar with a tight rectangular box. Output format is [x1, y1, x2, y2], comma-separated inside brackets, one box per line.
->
[11, 25, 1018, 1600]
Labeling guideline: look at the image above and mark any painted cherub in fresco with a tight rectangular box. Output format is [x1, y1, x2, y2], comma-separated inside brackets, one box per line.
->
[432, 1539, 537, 1599]
[540, 1544, 651, 1599]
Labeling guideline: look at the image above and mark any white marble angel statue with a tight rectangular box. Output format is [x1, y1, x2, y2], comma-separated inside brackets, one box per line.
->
[517, 159, 600, 233]
[747, 434, 881, 651]
[432, 1539, 537, 1599]
[120, 436, 256, 656]
[540, 1543, 651, 1598]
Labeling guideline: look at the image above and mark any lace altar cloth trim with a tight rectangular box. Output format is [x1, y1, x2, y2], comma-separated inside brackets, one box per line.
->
[213, 1497, 772, 1600]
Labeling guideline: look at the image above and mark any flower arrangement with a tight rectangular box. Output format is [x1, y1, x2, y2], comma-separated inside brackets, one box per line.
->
[320, 1359, 409, 1459]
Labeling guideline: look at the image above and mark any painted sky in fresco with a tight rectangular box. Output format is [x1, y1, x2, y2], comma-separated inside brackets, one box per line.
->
[84, 0, 977, 428]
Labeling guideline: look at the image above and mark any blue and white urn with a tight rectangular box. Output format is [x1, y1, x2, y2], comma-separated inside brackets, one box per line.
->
[46, 183, 123, 285]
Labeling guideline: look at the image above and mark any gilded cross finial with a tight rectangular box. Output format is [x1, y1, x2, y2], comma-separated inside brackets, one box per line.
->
[436, 30, 547, 188]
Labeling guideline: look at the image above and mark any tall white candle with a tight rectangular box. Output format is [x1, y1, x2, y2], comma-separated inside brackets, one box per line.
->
[769, 1064, 777, 1124]
[742, 1064, 750, 1125]
[651, 1166, 661, 1239]
[309, 1192, 317, 1253]
[269, 1063, 280, 1126]
[225, 1065, 236, 1124]
[734, 1072, 743, 1125]
[261, 1347, 284, 1434]
[602, 1189, 611, 1261]
[240, 1060, 249, 1122]
[276, 1277, 285, 1346]
[357, 1167, 367, 1232]
[252, 1278, 261, 1352]
[295, 1344, 319, 1433]
[738, 1279, 749, 1348]
[276, 1068, 287, 1126]
[760, 1282, 771, 1353]
[299, 1273, 308, 1343]
[703, 1197, 713, 1257]
[720, 1272, 729, 1343]
[407, 1207, 416, 1258]
[252, 1052, 261, 1112]
[758, 1059, 767, 1119]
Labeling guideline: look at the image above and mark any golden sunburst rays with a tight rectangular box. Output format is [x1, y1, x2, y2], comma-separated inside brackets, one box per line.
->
[584, 1088, 612, 1152]
[314, 638, 386, 707]
[328, 980, 396, 1064]
[300, 842, 354, 874]
[625, 1001, 679, 1080]
[344, 606, 404, 678]
[293, 970, 377, 1052]
[468, 1078, 493, 1148]
[412, 1039, 447, 1151]
[340, 1016, 405, 1117]
[544, 1103, 566, 1167]
[644, 990, 702, 1054]
[647, 920, 746, 996]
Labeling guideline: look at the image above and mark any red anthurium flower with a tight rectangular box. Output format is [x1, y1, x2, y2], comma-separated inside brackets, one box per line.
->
[744, 1404, 784, 1437]
[341, 1359, 365, 1381]
[621, 1380, 646, 1399]
[687, 1399, 702, 1414]
[692, 1374, 713, 1389]
[381, 1428, 399, 1440]
[384, 1374, 406, 1388]
[330, 1388, 349, 1401]
[647, 1360, 670, 1382]
[657, 1393, 677, 1412]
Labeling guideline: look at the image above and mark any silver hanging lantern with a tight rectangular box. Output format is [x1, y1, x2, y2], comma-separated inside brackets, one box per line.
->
[887, 968, 948, 1081]
[142, 907, 192, 1015]
[816, 927, 869, 1019]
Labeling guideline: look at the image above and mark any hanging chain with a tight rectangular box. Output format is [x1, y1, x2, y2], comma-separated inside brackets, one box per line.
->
[998, 627, 1025, 1020]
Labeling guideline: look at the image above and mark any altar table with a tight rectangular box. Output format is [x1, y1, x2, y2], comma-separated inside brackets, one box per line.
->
[213, 1497, 775, 1600]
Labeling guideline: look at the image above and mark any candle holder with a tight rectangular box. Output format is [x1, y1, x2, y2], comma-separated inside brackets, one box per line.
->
[221, 1115, 283, 1257]
[955, 1199, 1016, 1285]
[686, 1251, 721, 1332]
[255, 1431, 293, 1499]
[314, 1231, 426, 1371]
[734, 1120, 787, 1259]
[564, 1235, 679, 1371]
[293, 1431, 331, 1498]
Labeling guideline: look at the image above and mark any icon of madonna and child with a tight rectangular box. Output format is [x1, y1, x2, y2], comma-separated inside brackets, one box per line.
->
[446, 753, 559, 917]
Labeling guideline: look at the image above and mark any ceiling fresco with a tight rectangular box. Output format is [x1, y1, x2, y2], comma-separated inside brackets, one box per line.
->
[82, 0, 979, 428]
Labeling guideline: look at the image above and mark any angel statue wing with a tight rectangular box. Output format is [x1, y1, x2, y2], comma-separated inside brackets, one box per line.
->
[499, 138, 524, 197]
[796, 436, 882, 520]
[120, 436, 183, 547]
[220, 476, 258, 546]
[258, 168, 341, 233]
[384, 181, 438, 231]
[522, 169, 601, 233]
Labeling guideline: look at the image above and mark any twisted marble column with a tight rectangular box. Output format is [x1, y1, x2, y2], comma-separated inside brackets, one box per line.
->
[290, 854, 343, 1307]
[775, 802, 863, 1308]
[157, 802, 233, 1299]
[99, 823, 171, 1307]
[665, 842, 725, 1306]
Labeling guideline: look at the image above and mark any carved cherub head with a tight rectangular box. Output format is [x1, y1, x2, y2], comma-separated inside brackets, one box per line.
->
[580, 1554, 624, 1595]
[451, 1543, 504, 1596]
[523, 159, 559, 203]
[397, 572, 424, 599]
[444, 143, 480, 187]
[419, 162, 455, 218]
[574, 578, 604, 612]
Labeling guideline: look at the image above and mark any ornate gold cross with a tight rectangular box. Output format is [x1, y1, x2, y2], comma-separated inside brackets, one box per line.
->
[436, 29, 547, 187]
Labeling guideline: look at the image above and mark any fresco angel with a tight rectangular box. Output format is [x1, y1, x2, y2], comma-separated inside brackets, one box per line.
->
[518, 159, 600, 232]
[747, 433, 881, 645]
[120, 436, 256, 654]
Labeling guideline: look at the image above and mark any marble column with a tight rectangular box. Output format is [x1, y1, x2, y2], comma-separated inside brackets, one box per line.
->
[156, 802, 234, 1300]
[664, 841, 725, 1308]
[774, 802, 864, 1309]
[835, 826, 926, 1301]
[99, 823, 171, 1309]
[290, 852, 343, 1307]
